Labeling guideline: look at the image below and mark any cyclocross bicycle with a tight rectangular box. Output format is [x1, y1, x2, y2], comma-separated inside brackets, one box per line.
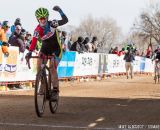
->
[154, 59, 160, 84]
[26, 54, 59, 117]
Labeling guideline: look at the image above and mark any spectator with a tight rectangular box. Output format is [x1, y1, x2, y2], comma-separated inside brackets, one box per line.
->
[135, 49, 140, 56]
[61, 31, 72, 51]
[9, 25, 25, 53]
[123, 48, 135, 79]
[86, 39, 93, 53]
[11, 18, 22, 34]
[124, 42, 137, 55]
[0, 21, 10, 56]
[112, 46, 119, 55]
[82, 37, 90, 52]
[146, 43, 152, 58]
[152, 44, 160, 61]
[25, 32, 32, 50]
[109, 47, 113, 54]
[118, 48, 125, 56]
[70, 36, 84, 53]
[91, 36, 98, 53]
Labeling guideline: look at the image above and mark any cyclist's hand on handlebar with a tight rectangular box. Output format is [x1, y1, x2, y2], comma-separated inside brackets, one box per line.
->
[25, 51, 32, 69]
[53, 5, 62, 12]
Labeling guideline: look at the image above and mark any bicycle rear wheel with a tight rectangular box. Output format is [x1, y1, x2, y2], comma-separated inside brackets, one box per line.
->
[35, 71, 47, 117]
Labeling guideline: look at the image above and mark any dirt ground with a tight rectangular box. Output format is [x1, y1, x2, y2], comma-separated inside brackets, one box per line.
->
[0, 75, 160, 130]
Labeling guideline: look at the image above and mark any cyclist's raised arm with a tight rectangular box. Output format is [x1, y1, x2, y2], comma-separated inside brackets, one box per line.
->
[51, 6, 68, 27]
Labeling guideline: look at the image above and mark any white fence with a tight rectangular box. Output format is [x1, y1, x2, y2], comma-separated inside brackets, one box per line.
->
[0, 47, 154, 82]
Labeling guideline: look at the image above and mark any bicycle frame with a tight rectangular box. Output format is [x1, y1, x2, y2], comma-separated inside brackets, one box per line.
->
[26, 54, 58, 117]
[27, 55, 54, 96]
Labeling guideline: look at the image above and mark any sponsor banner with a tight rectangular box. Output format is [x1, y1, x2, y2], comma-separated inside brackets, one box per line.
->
[73, 52, 99, 76]
[0, 46, 19, 81]
[140, 57, 146, 72]
[57, 51, 76, 78]
[134, 56, 141, 72]
[107, 54, 125, 74]
[16, 51, 37, 81]
[0, 46, 155, 83]
[0, 48, 37, 82]
[144, 58, 154, 73]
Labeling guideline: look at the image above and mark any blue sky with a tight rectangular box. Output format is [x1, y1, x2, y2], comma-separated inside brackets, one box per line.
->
[0, 0, 154, 34]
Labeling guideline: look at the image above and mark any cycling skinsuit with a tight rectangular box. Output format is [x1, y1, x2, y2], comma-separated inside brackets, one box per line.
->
[29, 14, 68, 60]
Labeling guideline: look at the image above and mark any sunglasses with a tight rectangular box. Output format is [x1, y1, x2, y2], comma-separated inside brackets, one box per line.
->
[38, 17, 47, 20]
[16, 28, 21, 31]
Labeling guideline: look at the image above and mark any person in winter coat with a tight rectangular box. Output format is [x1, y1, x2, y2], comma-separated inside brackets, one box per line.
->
[9, 25, 25, 53]
[123, 48, 135, 79]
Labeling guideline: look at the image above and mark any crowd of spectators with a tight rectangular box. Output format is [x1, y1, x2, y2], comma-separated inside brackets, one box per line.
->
[0, 18, 99, 59]
[0, 18, 32, 56]
[108, 42, 160, 60]
[1, 18, 158, 61]
[69, 36, 98, 53]
[109, 43, 144, 57]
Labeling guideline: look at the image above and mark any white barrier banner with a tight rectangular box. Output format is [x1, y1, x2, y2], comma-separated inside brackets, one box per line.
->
[134, 56, 141, 72]
[16, 51, 37, 81]
[73, 52, 99, 76]
[0, 48, 36, 82]
[144, 58, 154, 73]
[0, 46, 155, 83]
[107, 54, 125, 74]
[0, 46, 19, 82]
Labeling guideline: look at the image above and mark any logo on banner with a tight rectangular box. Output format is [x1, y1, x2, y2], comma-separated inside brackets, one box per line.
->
[58, 51, 76, 77]
[4, 50, 18, 72]
[113, 60, 119, 68]
[82, 57, 92, 66]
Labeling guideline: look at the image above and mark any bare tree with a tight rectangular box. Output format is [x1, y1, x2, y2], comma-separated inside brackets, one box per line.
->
[72, 15, 122, 53]
[133, 2, 160, 48]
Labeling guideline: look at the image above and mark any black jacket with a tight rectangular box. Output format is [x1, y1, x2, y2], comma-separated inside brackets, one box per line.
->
[9, 33, 25, 53]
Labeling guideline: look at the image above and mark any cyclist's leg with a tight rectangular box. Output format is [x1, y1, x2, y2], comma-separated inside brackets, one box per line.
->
[125, 62, 129, 79]
[49, 56, 60, 92]
[130, 62, 134, 79]
[37, 52, 47, 93]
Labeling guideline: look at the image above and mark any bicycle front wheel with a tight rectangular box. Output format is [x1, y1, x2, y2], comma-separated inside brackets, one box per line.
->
[49, 92, 59, 114]
[35, 71, 47, 117]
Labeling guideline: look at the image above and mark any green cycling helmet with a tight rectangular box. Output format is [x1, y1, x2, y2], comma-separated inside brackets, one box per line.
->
[35, 7, 49, 19]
